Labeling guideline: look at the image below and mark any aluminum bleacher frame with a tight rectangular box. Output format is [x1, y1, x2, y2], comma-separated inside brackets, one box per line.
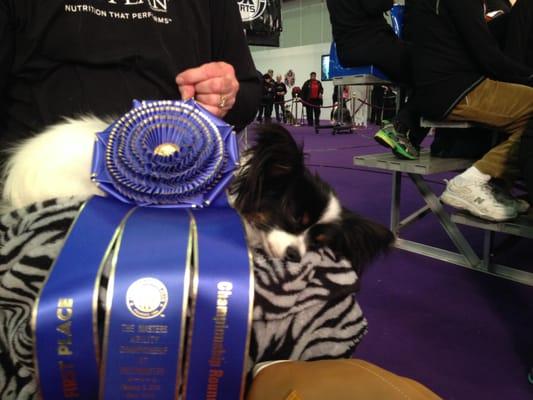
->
[354, 150, 533, 286]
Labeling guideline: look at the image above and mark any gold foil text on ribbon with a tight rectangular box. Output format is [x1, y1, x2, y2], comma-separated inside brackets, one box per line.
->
[206, 281, 233, 400]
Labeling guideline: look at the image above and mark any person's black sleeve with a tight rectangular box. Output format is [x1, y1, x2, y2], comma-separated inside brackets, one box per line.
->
[447, 0, 533, 85]
[519, 121, 533, 203]
[211, 0, 261, 132]
[301, 81, 309, 100]
[359, 0, 394, 17]
[486, 0, 512, 13]
[0, 2, 15, 134]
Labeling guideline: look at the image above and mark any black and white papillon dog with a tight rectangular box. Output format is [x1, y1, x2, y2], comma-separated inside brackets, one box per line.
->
[1, 118, 393, 275]
[229, 124, 394, 276]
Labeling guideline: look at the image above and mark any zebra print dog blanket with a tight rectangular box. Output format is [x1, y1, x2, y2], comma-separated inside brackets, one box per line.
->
[0, 198, 367, 399]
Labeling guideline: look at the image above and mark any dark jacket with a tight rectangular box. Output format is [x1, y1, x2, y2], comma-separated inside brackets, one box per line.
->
[301, 78, 324, 104]
[326, 0, 394, 49]
[410, 0, 533, 119]
[486, 0, 512, 13]
[0, 0, 261, 145]
[274, 81, 287, 102]
[261, 76, 275, 104]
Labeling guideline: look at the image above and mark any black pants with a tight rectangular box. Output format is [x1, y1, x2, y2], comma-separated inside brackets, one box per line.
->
[336, 31, 427, 145]
[274, 98, 285, 122]
[257, 101, 273, 121]
[305, 99, 321, 126]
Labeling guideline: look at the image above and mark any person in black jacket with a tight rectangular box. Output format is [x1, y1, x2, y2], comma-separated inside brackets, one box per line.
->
[0, 0, 261, 160]
[410, 0, 533, 221]
[301, 72, 324, 127]
[257, 73, 275, 123]
[326, 0, 425, 160]
[273, 75, 287, 123]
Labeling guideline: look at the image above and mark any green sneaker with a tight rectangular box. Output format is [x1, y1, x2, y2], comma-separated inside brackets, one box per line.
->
[374, 122, 420, 160]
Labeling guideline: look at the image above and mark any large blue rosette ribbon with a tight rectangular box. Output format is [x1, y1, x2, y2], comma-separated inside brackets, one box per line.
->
[35, 99, 253, 400]
[91, 99, 238, 208]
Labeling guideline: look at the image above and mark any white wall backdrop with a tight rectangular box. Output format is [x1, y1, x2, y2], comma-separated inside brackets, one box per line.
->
[248, 0, 381, 124]
[251, 43, 370, 124]
[252, 42, 332, 100]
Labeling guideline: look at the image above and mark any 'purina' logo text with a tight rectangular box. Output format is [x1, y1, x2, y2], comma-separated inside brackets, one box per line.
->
[238, 0, 267, 22]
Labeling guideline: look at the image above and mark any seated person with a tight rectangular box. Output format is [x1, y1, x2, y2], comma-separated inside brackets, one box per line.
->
[326, 0, 426, 160]
[408, 0, 533, 221]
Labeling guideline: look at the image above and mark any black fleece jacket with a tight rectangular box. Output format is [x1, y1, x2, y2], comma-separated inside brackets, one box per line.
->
[0, 0, 260, 147]
[326, 0, 394, 48]
[410, 0, 533, 119]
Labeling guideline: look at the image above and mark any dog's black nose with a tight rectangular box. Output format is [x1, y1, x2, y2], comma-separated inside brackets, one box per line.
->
[285, 246, 301, 263]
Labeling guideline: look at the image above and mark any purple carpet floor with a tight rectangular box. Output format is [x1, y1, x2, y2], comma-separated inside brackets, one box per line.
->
[247, 121, 533, 400]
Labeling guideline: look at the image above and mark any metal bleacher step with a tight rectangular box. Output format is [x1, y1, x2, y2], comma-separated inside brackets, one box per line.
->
[452, 211, 533, 239]
[353, 150, 473, 175]
[420, 118, 474, 129]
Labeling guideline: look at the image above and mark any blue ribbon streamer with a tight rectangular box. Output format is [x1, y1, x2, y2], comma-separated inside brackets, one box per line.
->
[185, 207, 253, 400]
[33, 196, 134, 400]
[100, 207, 192, 400]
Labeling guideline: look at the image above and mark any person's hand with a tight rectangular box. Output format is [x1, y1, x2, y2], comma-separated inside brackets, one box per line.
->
[176, 62, 239, 118]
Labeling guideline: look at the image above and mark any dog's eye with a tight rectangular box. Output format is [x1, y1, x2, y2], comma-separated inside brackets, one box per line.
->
[314, 233, 327, 243]
[246, 212, 269, 228]
[295, 212, 310, 227]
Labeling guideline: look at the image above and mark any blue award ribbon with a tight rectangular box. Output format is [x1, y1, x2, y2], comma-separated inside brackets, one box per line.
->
[185, 207, 254, 400]
[100, 207, 192, 400]
[34, 99, 253, 400]
[33, 196, 134, 400]
[91, 99, 238, 208]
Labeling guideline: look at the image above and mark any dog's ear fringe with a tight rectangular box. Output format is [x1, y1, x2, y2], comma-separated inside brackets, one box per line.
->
[340, 211, 395, 279]
[230, 124, 305, 213]
[247, 123, 304, 174]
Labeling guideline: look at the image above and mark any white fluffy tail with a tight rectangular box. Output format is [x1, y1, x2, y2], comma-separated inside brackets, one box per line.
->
[1, 116, 108, 210]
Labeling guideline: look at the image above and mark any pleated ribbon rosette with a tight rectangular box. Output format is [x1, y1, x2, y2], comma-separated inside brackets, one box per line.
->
[91, 99, 239, 208]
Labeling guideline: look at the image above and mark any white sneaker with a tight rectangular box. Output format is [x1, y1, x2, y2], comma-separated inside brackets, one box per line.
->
[490, 184, 530, 214]
[441, 177, 517, 221]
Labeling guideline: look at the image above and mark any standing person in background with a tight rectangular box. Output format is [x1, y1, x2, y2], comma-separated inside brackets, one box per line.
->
[0, 0, 261, 162]
[257, 73, 275, 123]
[274, 75, 287, 123]
[301, 72, 323, 127]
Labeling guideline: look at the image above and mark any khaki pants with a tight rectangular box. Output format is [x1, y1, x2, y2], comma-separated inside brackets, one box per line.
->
[246, 359, 441, 400]
[446, 78, 533, 181]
